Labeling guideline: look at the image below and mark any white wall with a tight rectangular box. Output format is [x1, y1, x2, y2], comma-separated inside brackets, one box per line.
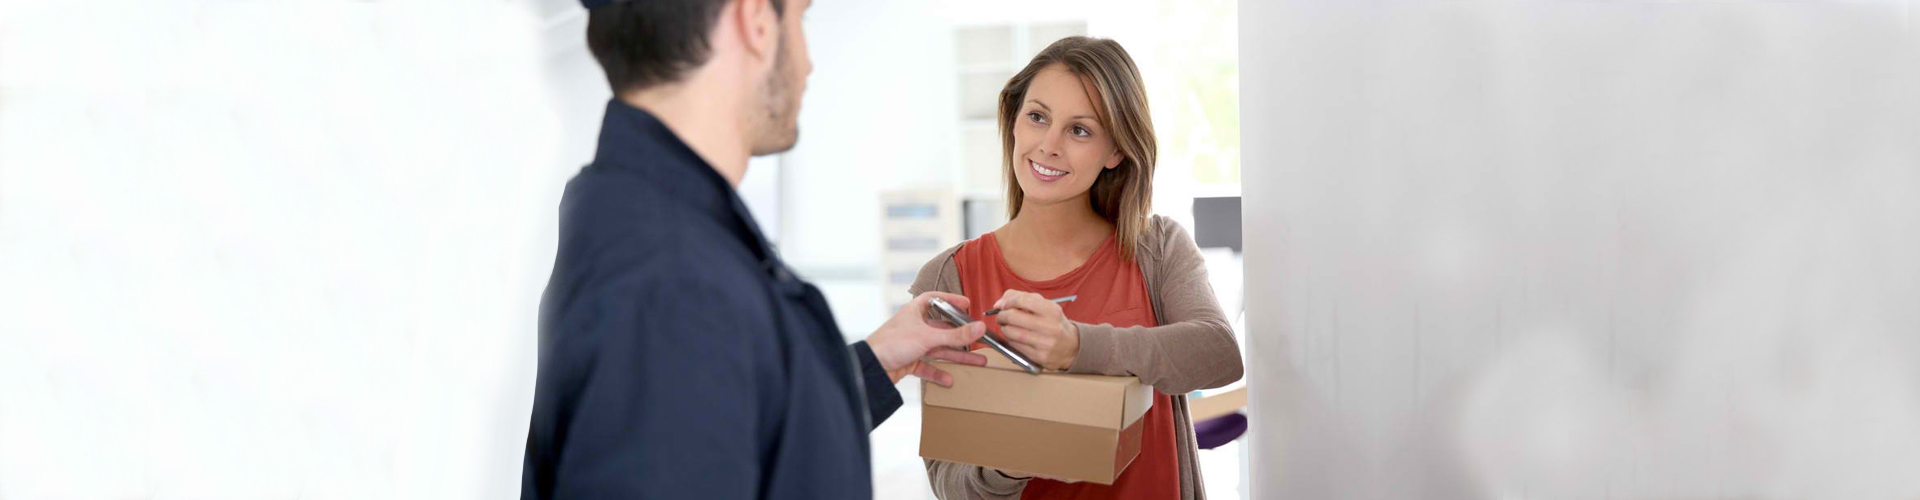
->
[1242, 1, 1920, 499]
[778, 0, 961, 273]
[0, 1, 558, 498]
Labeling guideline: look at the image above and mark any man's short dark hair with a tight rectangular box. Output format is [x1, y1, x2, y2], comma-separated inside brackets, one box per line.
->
[585, 0, 787, 93]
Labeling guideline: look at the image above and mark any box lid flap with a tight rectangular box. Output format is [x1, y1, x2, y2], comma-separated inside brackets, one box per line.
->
[924, 349, 1152, 430]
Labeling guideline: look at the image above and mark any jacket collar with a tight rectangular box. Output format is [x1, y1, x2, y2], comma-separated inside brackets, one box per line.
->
[591, 99, 779, 266]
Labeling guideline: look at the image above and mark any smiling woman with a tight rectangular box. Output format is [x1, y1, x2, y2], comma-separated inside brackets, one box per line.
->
[913, 36, 1243, 500]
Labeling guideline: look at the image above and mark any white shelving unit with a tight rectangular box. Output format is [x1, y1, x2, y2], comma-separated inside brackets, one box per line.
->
[877, 189, 961, 313]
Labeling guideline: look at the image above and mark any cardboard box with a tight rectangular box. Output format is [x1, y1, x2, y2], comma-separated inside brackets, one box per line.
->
[919, 349, 1153, 484]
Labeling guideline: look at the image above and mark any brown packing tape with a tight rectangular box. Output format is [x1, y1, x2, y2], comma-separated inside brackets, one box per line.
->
[920, 405, 1147, 485]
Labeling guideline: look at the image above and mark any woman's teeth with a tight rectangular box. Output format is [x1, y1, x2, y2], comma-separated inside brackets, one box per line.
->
[1032, 161, 1066, 176]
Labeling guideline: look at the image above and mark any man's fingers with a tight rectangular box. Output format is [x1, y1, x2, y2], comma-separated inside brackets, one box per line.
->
[925, 347, 988, 366]
[911, 291, 972, 328]
[915, 363, 955, 387]
[915, 291, 971, 311]
[938, 322, 986, 347]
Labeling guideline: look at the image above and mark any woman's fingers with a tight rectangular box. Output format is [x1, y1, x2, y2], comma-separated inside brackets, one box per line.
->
[1000, 324, 1052, 352]
[992, 289, 1036, 311]
[997, 323, 1031, 344]
[990, 291, 1063, 324]
[994, 309, 1048, 332]
[1003, 324, 1073, 370]
[1007, 291, 1061, 315]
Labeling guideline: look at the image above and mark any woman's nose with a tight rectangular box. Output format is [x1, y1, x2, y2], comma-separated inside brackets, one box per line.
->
[1040, 127, 1066, 156]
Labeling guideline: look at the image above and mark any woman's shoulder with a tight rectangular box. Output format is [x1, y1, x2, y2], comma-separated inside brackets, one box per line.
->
[1139, 214, 1194, 261]
[1147, 214, 1185, 238]
[909, 239, 976, 295]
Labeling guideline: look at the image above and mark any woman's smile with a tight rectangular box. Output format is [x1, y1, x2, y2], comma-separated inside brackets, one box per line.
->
[1029, 159, 1070, 182]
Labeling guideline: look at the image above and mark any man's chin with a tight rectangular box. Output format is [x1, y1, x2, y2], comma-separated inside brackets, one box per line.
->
[750, 129, 800, 157]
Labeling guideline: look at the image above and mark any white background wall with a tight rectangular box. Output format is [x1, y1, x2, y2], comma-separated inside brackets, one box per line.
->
[0, 1, 557, 498]
[1242, 1, 1920, 499]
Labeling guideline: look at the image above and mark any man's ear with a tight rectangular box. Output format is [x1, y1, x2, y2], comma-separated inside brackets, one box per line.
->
[728, 0, 781, 67]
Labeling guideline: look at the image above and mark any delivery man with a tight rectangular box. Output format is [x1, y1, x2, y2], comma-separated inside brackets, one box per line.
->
[520, 0, 991, 498]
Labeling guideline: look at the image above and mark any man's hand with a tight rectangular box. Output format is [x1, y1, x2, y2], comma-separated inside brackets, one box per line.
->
[990, 290, 1080, 371]
[868, 292, 990, 387]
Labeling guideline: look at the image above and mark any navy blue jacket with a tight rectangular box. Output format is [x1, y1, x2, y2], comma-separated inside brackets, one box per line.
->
[522, 100, 903, 500]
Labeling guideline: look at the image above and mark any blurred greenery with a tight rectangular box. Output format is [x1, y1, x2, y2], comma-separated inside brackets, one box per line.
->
[1152, 0, 1240, 185]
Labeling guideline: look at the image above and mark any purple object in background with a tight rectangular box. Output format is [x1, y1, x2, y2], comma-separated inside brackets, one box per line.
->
[1194, 412, 1247, 450]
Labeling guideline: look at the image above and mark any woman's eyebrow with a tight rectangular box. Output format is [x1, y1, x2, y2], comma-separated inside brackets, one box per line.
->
[1028, 99, 1097, 122]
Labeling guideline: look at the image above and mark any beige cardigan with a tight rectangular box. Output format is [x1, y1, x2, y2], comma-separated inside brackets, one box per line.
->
[911, 215, 1244, 500]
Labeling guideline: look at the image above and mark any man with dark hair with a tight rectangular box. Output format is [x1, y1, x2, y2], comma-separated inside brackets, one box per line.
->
[522, 0, 991, 499]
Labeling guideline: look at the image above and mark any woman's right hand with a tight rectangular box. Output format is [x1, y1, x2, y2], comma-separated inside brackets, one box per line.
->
[990, 289, 1081, 371]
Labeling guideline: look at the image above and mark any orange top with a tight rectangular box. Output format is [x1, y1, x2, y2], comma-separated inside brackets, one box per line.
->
[952, 232, 1178, 500]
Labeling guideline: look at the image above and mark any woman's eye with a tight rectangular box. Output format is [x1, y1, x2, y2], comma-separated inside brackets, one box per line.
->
[1027, 112, 1046, 124]
[1072, 126, 1091, 137]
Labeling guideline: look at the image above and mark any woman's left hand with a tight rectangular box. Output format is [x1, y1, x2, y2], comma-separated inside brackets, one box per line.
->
[991, 290, 1080, 371]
